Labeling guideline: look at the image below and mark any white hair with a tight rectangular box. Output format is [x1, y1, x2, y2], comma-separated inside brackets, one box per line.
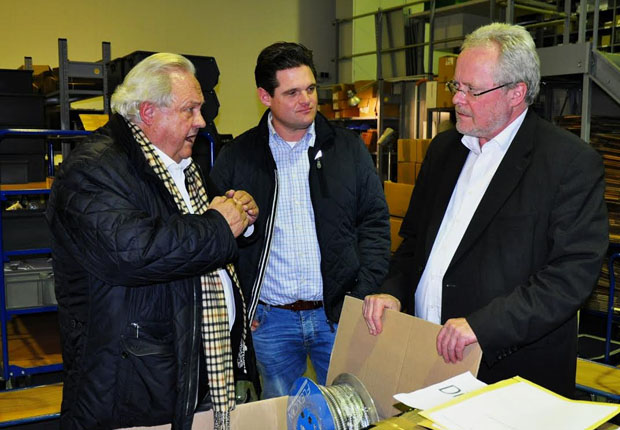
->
[462, 23, 541, 105]
[111, 53, 196, 122]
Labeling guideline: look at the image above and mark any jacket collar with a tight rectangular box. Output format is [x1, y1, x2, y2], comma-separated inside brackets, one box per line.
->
[449, 109, 538, 266]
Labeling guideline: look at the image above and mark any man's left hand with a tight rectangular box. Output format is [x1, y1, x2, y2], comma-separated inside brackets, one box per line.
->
[436, 318, 478, 363]
[226, 190, 259, 225]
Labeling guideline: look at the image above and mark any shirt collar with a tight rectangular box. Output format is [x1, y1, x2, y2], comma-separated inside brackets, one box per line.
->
[461, 108, 528, 155]
[267, 111, 316, 148]
[151, 144, 192, 172]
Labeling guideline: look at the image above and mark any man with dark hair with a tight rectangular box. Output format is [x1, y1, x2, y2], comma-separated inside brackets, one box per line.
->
[211, 42, 391, 398]
[363, 23, 608, 397]
[47, 53, 259, 430]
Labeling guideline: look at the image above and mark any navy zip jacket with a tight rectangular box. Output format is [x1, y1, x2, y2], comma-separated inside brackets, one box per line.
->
[210, 111, 391, 322]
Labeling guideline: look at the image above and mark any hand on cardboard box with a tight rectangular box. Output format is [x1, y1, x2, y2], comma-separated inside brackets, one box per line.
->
[362, 294, 401, 335]
[436, 318, 478, 364]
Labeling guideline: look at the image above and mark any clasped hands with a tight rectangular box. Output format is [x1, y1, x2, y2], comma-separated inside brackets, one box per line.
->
[363, 294, 478, 364]
[209, 190, 258, 238]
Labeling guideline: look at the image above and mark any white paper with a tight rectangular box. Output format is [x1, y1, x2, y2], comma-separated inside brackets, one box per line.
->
[425, 380, 620, 430]
[394, 371, 487, 410]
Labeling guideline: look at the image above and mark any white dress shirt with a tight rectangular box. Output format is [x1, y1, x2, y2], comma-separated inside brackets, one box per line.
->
[152, 146, 235, 330]
[415, 109, 528, 324]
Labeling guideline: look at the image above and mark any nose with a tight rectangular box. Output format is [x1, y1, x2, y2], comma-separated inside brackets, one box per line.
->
[194, 109, 207, 129]
[299, 90, 311, 104]
[452, 89, 466, 105]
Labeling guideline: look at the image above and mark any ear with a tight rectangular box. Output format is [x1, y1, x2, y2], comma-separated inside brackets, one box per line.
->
[139, 102, 156, 125]
[508, 82, 527, 107]
[257, 87, 272, 108]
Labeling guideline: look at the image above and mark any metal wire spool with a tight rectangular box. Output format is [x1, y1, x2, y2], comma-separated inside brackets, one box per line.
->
[287, 373, 379, 430]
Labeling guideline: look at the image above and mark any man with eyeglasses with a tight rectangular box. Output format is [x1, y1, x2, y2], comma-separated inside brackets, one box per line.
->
[363, 22, 608, 397]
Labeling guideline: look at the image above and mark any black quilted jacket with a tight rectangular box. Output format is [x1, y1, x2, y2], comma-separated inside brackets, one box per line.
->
[210, 111, 391, 323]
[46, 114, 249, 430]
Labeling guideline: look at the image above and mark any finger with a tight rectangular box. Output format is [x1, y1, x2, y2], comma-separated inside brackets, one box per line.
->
[363, 298, 377, 335]
[455, 341, 465, 362]
[448, 334, 458, 363]
[371, 302, 386, 334]
[225, 189, 236, 198]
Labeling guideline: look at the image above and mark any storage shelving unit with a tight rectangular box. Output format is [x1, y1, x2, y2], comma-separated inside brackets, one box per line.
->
[0, 129, 90, 388]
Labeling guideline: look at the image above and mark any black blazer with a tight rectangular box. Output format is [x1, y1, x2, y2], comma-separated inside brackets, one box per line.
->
[382, 110, 608, 397]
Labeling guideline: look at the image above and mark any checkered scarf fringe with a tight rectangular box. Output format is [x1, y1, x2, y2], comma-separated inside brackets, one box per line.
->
[129, 121, 247, 430]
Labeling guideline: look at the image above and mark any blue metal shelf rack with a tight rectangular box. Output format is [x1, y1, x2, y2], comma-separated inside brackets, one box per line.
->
[0, 128, 90, 385]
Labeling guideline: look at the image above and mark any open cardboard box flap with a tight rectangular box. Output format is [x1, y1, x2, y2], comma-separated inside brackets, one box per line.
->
[124, 296, 482, 429]
[327, 296, 482, 419]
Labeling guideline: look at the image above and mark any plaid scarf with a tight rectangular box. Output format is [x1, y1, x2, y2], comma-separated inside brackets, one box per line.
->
[129, 121, 246, 430]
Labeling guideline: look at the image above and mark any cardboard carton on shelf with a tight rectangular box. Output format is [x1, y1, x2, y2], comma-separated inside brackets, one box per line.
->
[123, 297, 482, 430]
[384, 180, 413, 218]
[437, 55, 457, 82]
[397, 162, 416, 185]
[358, 97, 378, 118]
[436, 82, 454, 108]
[334, 107, 360, 119]
[361, 129, 378, 153]
[397, 139, 431, 163]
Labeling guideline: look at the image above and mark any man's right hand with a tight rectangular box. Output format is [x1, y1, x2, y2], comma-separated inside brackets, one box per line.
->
[208, 196, 248, 238]
[362, 294, 401, 336]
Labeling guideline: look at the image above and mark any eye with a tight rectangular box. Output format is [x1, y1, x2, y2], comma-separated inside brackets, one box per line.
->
[307, 85, 316, 94]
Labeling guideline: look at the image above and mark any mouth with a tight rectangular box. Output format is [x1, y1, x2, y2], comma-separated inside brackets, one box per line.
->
[185, 134, 197, 143]
[298, 107, 315, 115]
[455, 109, 471, 119]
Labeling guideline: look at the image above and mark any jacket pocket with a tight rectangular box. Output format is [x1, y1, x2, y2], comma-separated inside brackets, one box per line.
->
[117, 321, 176, 427]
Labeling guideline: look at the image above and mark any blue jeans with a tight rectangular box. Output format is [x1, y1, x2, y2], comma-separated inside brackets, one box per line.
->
[252, 304, 337, 399]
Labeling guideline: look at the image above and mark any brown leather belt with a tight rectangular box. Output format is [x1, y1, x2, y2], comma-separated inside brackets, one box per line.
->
[259, 300, 323, 311]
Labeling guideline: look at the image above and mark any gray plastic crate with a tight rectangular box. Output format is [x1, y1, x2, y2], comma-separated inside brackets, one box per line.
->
[4, 258, 55, 309]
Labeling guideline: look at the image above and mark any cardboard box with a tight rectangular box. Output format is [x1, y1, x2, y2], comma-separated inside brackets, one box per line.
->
[384, 180, 413, 217]
[397, 139, 431, 163]
[436, 82, 454, 108]
[354, 79, 377, 99]
[390, 216, 404, 252]
[124, 297, 481, 430]
[318, 103, 335, 119]
[332, 89, 347, 102]
[335, 107, 360, 119]
[437, 55, 457, 82]
[358, 97, 377, 117]
[332, 99, 349, 111]
[397, 139, 416, 162]
[397, 162, 416, 185]
[361, 129, 378, 153]
[415, 162, 423, 180]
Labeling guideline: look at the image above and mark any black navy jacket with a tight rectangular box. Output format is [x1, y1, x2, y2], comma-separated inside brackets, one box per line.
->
[381, 110, 608, 397]
[46, 114, 256, 430]
[210, 111, 391, 322]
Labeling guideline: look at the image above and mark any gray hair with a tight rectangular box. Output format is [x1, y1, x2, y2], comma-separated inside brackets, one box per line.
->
[462, 23, 540, 105]
[111, 53, 196, 123]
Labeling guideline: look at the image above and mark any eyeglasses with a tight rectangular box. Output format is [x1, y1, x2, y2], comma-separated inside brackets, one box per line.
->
[446, 80, 514, 98]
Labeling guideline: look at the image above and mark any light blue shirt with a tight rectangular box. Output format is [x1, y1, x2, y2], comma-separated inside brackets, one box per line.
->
[260, 113, 323, 304]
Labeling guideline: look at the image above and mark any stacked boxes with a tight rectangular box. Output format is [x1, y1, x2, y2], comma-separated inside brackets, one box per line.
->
[331, 83, 359, 119]
[386, 138, 430, 252]
[384, 181, 413, 253]
[396, 138, 430, 185]
[427, 55, 457, 109]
